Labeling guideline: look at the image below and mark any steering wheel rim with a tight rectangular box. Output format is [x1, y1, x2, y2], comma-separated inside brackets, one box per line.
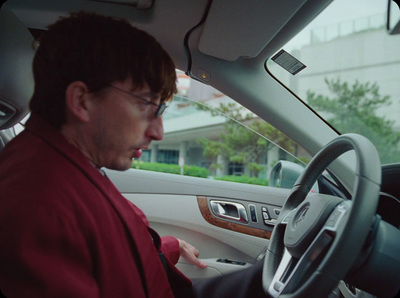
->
[262, 133, 381, 297]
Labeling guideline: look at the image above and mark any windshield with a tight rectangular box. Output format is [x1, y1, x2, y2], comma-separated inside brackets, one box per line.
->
[267, 0, 400, 165]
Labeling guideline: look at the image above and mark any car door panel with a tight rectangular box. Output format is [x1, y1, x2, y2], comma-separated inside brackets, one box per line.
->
[107, 168, 289, 280]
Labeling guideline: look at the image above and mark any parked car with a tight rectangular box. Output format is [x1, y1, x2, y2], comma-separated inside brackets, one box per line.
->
[1, 0, 400, 296]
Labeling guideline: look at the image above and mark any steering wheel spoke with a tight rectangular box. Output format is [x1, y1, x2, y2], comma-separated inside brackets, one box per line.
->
[268, 249, 293, 296]
[269, 222, 337, 296]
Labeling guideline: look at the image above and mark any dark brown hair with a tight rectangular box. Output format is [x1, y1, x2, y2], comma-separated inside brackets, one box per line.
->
[29, 11, 177, 129]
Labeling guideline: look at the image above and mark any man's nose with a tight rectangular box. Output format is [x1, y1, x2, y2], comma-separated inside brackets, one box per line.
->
[146, 116, 164, 141]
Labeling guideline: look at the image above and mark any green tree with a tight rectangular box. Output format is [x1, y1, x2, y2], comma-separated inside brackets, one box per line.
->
[196, 102, 296, 177]
[307, 78, 400, 164]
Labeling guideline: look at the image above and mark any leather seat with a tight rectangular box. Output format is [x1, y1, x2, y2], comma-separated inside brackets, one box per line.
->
[0, 128, 14, 152]
[0, 5, 34, 151]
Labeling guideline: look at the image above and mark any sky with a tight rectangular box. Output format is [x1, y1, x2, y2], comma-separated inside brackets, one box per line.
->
[287, 0, 388, 50]
[320, 0, 386, 25]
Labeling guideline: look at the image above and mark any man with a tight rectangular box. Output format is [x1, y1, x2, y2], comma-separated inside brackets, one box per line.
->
[0, 11, 267, 298]
[0, 12, 206, 297]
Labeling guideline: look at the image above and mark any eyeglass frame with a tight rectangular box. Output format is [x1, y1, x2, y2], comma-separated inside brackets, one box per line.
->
[107, 84, 168, 118]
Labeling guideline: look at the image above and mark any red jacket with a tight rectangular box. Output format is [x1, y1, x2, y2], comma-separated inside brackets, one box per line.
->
[0, 114, 191, 297]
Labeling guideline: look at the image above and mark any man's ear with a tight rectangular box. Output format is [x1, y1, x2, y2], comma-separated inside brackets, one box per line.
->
[65, 81, 92, 122]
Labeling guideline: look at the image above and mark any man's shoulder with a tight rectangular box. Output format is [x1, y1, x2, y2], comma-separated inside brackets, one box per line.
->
[0, 129, 103, 201]
[0, 130, 73, 177]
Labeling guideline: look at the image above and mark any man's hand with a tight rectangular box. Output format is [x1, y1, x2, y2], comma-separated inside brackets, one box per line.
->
[178, 239, 207, 269]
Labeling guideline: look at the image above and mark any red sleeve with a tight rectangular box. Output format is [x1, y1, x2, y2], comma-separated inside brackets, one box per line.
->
[127, 202, 181, 264]
[160, 236, 193, 290]
[161, 235, 180, 264]
[128, 201, 150, 226]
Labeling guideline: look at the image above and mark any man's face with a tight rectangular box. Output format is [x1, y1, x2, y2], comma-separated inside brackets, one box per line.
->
[88, 78, 164, 170]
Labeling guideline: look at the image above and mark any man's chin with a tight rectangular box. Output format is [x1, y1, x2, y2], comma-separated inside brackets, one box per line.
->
[105, 159, 134, 172]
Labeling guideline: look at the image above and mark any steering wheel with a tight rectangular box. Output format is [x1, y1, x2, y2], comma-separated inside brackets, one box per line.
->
[262, 133, 381, 297]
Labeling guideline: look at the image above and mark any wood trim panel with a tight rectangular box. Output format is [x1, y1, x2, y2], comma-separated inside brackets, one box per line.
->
[197, 196, 271, 239]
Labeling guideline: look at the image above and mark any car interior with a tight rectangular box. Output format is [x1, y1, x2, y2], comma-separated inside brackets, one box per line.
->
[1, 0, 400, 297]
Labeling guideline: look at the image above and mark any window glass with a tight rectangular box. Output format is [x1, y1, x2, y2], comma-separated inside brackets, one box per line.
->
[267, 0, 400, 165]
[133, 70, 311, 188]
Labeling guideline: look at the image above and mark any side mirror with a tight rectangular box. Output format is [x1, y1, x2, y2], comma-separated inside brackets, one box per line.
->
[387, 0, 400, 35]
[269, 160, 305, 189]
[269, 160, 320, 192]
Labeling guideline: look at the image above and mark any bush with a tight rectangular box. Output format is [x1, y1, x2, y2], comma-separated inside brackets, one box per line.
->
[132, 161, 209, 178]
[214, 175, 269, 186]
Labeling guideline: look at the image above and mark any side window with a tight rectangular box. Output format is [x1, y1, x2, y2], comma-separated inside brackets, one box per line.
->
[133, 71, 311, 188]
[266, 3, 400, 166]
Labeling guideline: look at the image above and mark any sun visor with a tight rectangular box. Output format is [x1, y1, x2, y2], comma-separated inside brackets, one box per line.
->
[0, 6, 34, 129]
[198, 0, 308, 61]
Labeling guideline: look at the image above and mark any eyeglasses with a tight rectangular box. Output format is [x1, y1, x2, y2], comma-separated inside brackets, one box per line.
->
[108, 84, 168, 118]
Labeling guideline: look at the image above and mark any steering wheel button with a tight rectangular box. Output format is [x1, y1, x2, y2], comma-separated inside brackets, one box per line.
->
[325, 218, 336, 227]
[325, 210, 341, 227]
[273, 281, 284, 292]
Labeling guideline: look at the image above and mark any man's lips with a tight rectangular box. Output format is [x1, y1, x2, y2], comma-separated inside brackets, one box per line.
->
[133, 148, 143, 159]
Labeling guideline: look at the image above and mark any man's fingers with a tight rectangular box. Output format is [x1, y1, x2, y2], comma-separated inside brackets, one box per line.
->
[178, 239, 207, 268]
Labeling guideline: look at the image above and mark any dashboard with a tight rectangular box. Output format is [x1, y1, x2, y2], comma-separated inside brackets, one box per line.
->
[378, 163, 400, 229]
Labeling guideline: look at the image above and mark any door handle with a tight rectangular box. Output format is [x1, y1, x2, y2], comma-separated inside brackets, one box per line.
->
[210, 200, 248, 223]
